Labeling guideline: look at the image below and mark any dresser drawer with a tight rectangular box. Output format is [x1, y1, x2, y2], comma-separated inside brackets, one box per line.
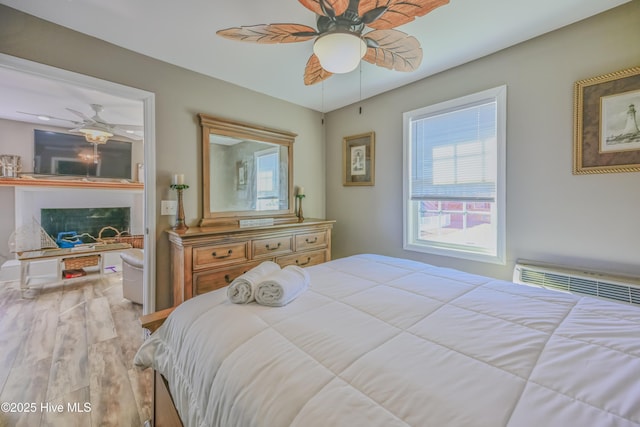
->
[295, 230, 328, 251]
[193, 242, 248, 270]
[194, 261, 262, 296]
[277, 250, 326, 268]
[252, 235, 293, 258]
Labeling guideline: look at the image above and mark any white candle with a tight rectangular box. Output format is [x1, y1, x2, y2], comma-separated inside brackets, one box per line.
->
[298, 187, 305, 196]
[173, 174, 184, 185]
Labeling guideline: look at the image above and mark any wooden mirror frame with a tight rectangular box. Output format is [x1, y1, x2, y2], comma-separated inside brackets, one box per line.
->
[198, 114, 297, 227]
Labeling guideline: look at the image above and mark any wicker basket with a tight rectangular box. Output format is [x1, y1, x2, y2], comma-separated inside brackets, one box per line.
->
[63, 255, 100, 270]
[117, 234, 144, 249]
[98, 226, 144, 249]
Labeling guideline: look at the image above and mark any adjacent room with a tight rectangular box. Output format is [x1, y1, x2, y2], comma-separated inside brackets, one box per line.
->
[0, 0, 638, 426]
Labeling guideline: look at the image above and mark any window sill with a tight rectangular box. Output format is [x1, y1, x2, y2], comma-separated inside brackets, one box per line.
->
[403, 242, 505, 265]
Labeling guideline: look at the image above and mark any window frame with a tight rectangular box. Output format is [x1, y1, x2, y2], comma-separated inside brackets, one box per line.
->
[402, 85, 507, 264]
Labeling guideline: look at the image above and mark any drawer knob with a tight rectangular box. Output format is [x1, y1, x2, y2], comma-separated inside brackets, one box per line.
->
[305, 237, 318, 244]
[213, 249, 233, 258]
[265, 242, 281, 250]
[296, 257, 312, 266]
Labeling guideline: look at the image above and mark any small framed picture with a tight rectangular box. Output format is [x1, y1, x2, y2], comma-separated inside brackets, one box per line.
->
[343, 132, 375, 186]
[236, 160, 247, 188]
[574, 66, 640, 174]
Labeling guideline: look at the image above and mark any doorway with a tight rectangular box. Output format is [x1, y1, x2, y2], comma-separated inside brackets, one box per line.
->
[0, 53, 156, 313]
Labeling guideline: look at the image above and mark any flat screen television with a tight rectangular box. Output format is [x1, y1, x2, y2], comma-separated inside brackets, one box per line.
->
[33, 130, 132, 179]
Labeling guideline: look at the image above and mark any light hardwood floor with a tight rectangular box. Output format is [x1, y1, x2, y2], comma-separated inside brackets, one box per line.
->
[0, 273, 152, 427]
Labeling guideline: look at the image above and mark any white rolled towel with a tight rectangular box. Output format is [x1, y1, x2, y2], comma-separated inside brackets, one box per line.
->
[255, 265, 310, 307]
[227, 261, 281, 304]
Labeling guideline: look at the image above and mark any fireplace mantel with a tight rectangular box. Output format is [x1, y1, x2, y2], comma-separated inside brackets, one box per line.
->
[0, 177, 143, 190]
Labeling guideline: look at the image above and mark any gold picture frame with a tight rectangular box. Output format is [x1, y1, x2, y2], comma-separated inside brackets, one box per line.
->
[574, 66, 640, 174]
[343, 132, 375, 186]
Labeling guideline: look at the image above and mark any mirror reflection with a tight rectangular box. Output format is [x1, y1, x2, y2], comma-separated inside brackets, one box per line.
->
[209, 134, 289, 213]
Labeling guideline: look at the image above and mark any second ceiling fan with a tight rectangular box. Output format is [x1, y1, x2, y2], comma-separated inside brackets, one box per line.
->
[217, 0, 450, 85]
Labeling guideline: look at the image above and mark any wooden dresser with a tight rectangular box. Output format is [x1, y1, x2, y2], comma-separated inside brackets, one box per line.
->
[167, 218, 335, 306]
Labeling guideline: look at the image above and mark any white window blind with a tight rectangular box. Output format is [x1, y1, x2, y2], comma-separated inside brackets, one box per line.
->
[410, 100, 497, 202]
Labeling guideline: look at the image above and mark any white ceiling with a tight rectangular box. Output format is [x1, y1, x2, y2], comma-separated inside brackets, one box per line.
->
[0, 65, 145, 137]
[0, 0, 631, 126]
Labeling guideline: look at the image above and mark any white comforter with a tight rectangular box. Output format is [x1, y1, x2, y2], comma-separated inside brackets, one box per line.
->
[135, 254, 640, 427]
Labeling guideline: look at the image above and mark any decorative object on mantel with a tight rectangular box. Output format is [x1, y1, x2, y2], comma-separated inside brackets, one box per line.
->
[574, 66, 640, 174]
[170, 174, 189, 232]
[343, 132, 375, 186]
[296, 186, 305, 222]
[0, 154, 21, 178]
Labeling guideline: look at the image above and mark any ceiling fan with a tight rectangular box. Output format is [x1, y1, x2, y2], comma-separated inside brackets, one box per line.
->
[18, 103, 143, 142]
[217, 0, 450, 85]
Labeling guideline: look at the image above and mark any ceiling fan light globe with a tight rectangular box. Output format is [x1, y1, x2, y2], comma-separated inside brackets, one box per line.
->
[79, 126, 113, 144]
[313, 32, 366, 74]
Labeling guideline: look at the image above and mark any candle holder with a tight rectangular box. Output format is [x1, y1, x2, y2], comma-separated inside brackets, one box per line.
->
[296, 194, 305, 222]
[170, 184, 189, 232]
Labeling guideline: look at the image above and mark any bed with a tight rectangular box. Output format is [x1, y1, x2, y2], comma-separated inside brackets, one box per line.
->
[135, 254, 640, 427]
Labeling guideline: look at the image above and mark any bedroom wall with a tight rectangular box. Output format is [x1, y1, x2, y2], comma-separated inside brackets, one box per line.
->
[325, 1, 640, 279]
[0, 5, 325, 309]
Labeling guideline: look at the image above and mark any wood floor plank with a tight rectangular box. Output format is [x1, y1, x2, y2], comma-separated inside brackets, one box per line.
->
[111, 301, 144, 369]
[129, 367, 153, 424]
[46, 298, 90, 401]
[0, 356, 51, 427]
[85, 297, 117, 345]
[22, 308, 59, 364]
[89, 337, 142, 427]
[0, 285, 36, 398]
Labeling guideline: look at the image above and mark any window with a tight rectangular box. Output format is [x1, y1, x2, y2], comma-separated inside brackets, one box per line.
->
[255, 147, 280, 210]
[403, 86, 506, 264]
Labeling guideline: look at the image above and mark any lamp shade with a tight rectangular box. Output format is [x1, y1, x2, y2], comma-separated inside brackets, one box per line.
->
[313, 32, 367, 74]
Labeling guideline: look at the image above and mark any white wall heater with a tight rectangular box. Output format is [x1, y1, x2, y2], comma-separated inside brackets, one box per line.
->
[513, 260, 640, 306]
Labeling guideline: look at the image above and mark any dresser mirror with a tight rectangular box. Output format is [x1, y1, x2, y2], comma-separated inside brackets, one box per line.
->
[199, 114, 296, 227]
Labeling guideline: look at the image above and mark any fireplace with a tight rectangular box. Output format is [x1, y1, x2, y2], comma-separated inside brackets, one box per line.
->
[41, 207, 131, 243]
[14, 186, 143, 245]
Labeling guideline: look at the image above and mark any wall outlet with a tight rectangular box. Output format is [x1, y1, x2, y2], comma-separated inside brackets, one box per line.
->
[160, 200, 177, 215]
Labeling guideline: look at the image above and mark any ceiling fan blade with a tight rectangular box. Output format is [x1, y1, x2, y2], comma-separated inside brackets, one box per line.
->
[362, 29, 422, 71]
[304, 54, 333, 86]
[16, 111, 82, 124]
[66, 107, 93, 121]
[217, 24, 318, 44]
[359, 0, 449, 30]
[111, 123, 144, 132]
[112, 128, 144, 141]
[298, 0, 349, 18]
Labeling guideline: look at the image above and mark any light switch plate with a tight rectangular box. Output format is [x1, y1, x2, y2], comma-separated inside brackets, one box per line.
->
[161, 200, 177, 215]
